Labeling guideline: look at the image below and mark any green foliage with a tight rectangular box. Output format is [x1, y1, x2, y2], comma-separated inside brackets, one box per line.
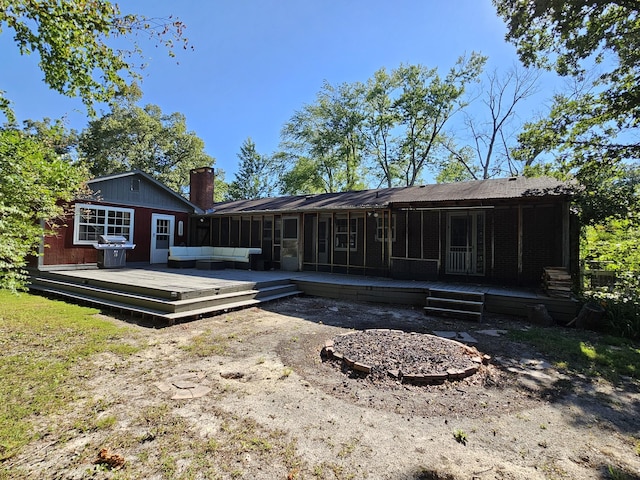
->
[0, 0, 190, 119]
[280, 54, 486, 192]
[580, 197, 640, 339]
[79, 91, 215, 194]
[0, 291, 137, 460]
[453, 429, 468, 446]
[0, 128, 86, 290]
[281, 80, 367, 193]
[227, 138, 281, 200]
[496, 1, 640, 225]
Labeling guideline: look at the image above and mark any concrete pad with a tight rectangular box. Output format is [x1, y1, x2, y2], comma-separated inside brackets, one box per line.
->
[189, 386, 211, 398]
[432, 331, 457, 339]
[153, 381, 172, 393]
[476, 329, 508, 337]
[455, 332, 477, 343]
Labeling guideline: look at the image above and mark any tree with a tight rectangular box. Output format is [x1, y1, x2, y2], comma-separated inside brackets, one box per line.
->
[361, 67, 403, 188]
[0, 128, 87, 290]
[227, 138, 280, 200]
[447, 66, 540, 179]
[495, 0, 640, 224]
[79, 90, 214, 194]
[281, 55, 486, 193]
[392, 53, 486, 186]
[281, 81, 366, 193]
[0, 0, 190, 120]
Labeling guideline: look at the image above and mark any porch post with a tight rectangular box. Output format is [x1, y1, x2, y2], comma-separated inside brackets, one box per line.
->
[562, 201, 570, 268]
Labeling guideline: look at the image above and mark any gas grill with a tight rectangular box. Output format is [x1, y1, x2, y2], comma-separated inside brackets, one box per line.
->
[93, 235, 136, 268]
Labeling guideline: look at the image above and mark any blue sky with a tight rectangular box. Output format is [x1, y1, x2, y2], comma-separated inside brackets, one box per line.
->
[0, 1, 560, 182]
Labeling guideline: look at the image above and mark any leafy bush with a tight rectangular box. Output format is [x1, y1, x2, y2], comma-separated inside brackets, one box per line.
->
[581, 217, 640, 340]
[582, 279, 640, 340]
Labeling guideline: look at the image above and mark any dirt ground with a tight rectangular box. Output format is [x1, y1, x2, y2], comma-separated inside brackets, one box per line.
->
[6, 296, 640, 479]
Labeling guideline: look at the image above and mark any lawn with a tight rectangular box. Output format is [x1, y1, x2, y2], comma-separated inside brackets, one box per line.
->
[0, 291, 139, 462]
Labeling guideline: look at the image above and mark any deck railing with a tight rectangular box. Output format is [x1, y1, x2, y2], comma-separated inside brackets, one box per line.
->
[448, 246, 470, 274]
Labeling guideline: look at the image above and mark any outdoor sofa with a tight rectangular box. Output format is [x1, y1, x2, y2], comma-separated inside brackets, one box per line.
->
[167, 246, 262, 269]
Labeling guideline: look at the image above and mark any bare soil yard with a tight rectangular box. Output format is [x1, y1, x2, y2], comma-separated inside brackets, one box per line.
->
[5, 296, 640, 479]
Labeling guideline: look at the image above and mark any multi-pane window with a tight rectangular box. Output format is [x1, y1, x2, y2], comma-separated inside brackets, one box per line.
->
[375, 214, 396, 242]
[334, 215, 357, 251]
[74, 204, 134, 244]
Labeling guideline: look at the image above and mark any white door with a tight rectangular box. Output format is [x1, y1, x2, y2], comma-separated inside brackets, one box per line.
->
[446, 212, 485, 275]
[150, 214, 175, 264]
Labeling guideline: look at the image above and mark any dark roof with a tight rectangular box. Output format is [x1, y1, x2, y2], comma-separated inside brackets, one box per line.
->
[209, 176, 573, 215]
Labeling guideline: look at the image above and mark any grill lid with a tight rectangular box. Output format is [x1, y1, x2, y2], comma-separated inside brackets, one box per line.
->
[98, 234, 128, 244]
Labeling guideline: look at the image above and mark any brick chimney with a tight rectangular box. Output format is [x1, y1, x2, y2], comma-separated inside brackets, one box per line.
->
[189, 167, 215, 212]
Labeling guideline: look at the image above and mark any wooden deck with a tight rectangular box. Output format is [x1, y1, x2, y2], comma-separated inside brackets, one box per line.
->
[30, 265, 580, 324]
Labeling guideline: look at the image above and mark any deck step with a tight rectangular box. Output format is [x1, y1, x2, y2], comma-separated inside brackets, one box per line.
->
[425, 288, 485, 321]
[30, 274, 301, 324]
[424, 306, 483, 319]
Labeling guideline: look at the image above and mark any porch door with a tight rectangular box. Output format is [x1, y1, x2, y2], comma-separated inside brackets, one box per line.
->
[150, 214, 175, 264]
[281, 216, 299, 271]
[317, 216, 330, 264]
[446, 212, 484, 275]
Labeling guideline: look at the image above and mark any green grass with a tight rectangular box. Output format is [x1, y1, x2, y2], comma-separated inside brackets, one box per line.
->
[0, 291, 138, 461]
[507, 326, 640, 381]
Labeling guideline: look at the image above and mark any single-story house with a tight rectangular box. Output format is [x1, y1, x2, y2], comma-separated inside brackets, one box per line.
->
[35, 167, 577, 287]
[34, 169, 204, 270]
[191, 174, 578, 286]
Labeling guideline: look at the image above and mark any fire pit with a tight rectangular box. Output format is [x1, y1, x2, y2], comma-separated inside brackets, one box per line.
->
[322, 329, 490, 385]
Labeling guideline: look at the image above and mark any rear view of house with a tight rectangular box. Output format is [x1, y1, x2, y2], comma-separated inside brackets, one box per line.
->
[191, 175, 577, 286]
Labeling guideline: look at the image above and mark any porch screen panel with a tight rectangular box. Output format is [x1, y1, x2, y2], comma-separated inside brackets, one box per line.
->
[422, 211, 439, 259]
[407, 211, 421, 258]
[303, 214, 315, 264]
[392, 211, 407, 258]
[240, 217, 250, 247]
[211, 217, 220, 246]
[476, 213, 485, 274]
[273, 216, 281, 264]
[349, 216, 365, 266]
[262, 216, 273, 263]
[230, 216, 240, 246]
[220, 217, 230, 246]
[251, 218, 261, 248]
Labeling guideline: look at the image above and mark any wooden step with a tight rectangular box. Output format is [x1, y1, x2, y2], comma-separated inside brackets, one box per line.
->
[428, 288, 485, 302]
[426, 297, 484, 312]
[30, 276, 301, 324]
[425, 288, 485, 321]
[424, 306, 482, 320]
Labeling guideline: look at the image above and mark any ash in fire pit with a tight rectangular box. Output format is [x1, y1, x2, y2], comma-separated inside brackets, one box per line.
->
[322, 329, 490, 385]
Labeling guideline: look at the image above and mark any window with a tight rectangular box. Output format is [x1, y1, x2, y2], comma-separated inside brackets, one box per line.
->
[334, 215, 357, 251]
[74, 204, 134, 245]
[375, 214, 396, 242]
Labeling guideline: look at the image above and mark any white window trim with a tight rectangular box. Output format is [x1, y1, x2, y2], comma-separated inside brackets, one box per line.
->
[375, 214, 396, 242]
[334, 215, 359, 251]
[73, 203, 135, 245]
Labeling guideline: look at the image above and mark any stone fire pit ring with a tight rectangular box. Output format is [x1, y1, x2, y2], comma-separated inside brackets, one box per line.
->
[321, 329, 491, 385]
